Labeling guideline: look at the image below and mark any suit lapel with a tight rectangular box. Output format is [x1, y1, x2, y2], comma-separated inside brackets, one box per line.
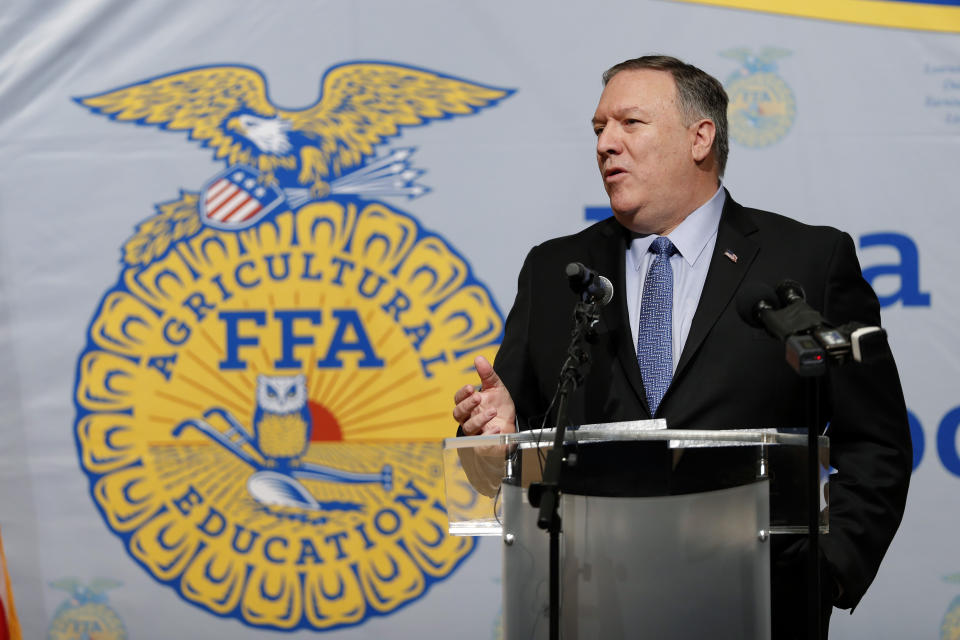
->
[587, 194, 760, 417]
[589, 219, 651, 416]
[674, 194, 759, 382]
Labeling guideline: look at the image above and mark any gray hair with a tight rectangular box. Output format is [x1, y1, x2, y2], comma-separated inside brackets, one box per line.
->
[603, 55, 729, 177]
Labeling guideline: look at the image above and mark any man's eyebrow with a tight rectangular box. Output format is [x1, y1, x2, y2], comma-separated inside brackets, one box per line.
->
[616, 106, 646, 118]
[593, 107, 646, 124]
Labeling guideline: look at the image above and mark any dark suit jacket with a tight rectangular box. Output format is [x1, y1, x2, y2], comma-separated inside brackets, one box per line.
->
[492, 192, 911, 634]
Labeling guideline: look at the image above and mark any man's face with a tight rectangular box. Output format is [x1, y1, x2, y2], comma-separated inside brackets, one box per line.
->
[592, 69, 702, 235]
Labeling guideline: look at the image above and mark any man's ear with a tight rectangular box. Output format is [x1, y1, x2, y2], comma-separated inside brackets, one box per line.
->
[691, 119, 716, 163]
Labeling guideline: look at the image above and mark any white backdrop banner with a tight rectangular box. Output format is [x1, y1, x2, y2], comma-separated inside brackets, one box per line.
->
[1, 1, 958, 638]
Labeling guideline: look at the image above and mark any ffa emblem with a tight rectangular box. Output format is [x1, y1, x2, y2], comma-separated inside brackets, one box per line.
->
[200, 166, 284, 230]
[72, 62, 512, 631]
[721, 47, 797, 148]
[47, 578, 126, 640]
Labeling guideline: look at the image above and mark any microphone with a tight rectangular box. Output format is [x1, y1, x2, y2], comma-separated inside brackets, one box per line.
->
[736, 282, 800, 342]
[566, 262, 614, 306]
[774, 279, 888, 363]
[775, 279, 806, 306]
[811, 322, 889, 365]
[737, 279, 889, 370]
[736, 282, 779, 329]
[775, 279, 829, 333]
[736, 282, 828, 375]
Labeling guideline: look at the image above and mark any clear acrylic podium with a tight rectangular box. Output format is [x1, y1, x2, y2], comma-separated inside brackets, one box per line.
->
[442, 421, 829, 640]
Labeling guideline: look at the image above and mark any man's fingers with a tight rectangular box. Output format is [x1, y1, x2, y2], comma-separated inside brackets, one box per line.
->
[453, 384, 475, 405]
[460, 408, 497, 436]
[474, 356, 502, 391]
[452, 357, 512, 436]
[452, 391, 482, 425]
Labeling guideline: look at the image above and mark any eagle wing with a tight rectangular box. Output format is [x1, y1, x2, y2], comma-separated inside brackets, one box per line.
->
[281, 63, 513, 185]
[75, 66, 278, 167]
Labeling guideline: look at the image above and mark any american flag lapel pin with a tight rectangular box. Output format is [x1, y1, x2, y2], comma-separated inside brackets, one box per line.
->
[723, 249, 738, 263]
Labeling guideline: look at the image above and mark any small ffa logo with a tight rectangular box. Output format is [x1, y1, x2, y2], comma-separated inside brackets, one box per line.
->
[47, 578, 126, 640]
[72, 62, 511, 631]
[721, 47, 796, 148]
[943, 572, 960, 640]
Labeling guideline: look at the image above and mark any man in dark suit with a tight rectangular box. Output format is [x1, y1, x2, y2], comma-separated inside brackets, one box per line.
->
[452, 55, 911, 638]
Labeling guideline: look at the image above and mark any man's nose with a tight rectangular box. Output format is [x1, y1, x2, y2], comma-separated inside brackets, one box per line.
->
[596, 125, 621, 156]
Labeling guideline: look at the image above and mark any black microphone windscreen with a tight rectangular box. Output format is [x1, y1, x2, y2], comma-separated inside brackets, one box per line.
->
[736, 282, 779, 328]
[776, 279, 806, 305]
[566, 262, 614, 306]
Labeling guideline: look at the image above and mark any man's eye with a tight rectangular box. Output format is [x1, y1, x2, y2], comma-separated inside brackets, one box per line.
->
[593, 127, 604, 136]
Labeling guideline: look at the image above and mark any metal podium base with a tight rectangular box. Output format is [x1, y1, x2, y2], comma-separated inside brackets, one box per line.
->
[502, 481, 771, 640]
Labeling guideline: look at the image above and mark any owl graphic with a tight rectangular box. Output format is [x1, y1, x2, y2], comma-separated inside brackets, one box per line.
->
[173, 374, 392, 510]
[253, 374, 311, 465]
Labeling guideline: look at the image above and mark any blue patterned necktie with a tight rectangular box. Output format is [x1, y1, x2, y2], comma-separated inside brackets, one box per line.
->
[637, 236, 678, 415]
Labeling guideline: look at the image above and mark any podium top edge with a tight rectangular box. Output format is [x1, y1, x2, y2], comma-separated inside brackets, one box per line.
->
[442, 422, 828, 450]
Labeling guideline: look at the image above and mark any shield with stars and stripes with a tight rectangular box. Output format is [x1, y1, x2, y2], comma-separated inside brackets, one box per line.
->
[199, 165, 284, 230]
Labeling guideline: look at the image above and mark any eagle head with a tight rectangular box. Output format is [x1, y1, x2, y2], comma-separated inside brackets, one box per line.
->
[227, 113, 293, 155]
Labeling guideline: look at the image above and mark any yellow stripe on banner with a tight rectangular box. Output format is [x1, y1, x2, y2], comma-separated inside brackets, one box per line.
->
[0, 526, 22, 640]
[669, 0, 960, 33]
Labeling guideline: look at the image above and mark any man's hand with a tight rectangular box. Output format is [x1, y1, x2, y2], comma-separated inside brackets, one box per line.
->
[453, 356, 517, 437]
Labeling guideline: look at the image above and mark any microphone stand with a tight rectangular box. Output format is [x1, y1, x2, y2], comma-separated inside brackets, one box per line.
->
[528, 297, 601, 640]
[763, 310, 827, 640]
[804, 376, 823, 640]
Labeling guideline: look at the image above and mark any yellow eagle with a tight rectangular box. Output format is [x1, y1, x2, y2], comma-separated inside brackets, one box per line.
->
[76, 62, 513, 200]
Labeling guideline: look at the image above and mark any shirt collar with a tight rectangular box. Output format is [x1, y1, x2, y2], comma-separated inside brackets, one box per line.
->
[628, 185, 726, 269]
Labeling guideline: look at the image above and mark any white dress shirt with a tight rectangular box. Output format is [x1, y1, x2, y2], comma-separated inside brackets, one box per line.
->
[625, 186, 726, 372]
